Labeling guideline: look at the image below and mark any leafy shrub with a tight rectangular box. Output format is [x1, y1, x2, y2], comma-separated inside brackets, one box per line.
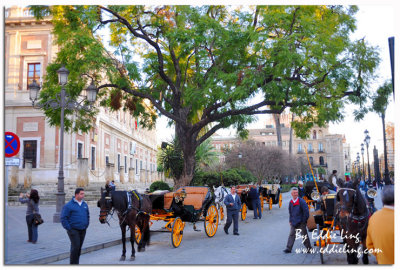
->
[191, 168, 257, 188]
[149, 181, 171, 192]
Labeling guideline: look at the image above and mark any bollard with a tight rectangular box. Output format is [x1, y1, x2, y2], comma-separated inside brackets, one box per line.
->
[76, 158, 89, 187]
[129, 168, 135, 183]
[10, 165, 19, 188]
[24, 161, 32, 188]
[119, 166, 125, 184]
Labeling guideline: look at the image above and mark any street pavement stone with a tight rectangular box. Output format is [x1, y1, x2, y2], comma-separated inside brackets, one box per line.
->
[5, 186, 383, 265]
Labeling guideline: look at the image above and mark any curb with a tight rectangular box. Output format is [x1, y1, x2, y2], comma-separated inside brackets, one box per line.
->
[26, 238, 124, 264]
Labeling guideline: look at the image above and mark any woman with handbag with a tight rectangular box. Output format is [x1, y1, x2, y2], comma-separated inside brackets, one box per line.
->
[19, 189, 40, 244]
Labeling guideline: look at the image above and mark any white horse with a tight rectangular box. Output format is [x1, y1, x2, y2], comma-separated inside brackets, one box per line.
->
[213, 186, 230, 225]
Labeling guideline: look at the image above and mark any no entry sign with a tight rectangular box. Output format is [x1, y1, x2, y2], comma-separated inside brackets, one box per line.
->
[5, 132, 20, 158]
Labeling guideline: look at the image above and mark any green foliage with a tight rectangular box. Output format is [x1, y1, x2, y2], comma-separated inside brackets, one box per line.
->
[149, 181, 172, 192]
[280, 184, 298, 193]
[191, 168, 257, 187]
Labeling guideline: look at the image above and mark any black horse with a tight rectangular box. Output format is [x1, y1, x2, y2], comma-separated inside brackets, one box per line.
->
[336, 181, 371, 264]
[97, 187, 152, 261]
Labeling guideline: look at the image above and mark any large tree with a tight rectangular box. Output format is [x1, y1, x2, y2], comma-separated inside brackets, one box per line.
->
[32, 5, 379, 188]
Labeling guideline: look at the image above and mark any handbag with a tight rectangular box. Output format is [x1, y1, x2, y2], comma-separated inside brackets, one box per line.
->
[33, 213, 44, 225]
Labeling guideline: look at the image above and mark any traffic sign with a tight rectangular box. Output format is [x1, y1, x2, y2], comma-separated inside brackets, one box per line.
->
[5, 132, 21, 158]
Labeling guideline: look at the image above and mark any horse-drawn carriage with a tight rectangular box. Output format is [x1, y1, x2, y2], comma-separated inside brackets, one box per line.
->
[235, 184, 261, 221]
[259, 183, 282, 210]
[309, 181, 377, 264]
[147, 186, 219, 248]
[303, 181, 332, 209]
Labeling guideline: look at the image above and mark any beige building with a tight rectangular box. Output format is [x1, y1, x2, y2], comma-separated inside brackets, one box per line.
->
[5, 6, 159, 186]
[211, 112, 350, 180]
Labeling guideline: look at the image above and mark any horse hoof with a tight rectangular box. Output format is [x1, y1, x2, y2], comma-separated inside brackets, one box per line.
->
[120, 256, 126, 261]
[130, 256, 135, 261]
[138, 247, 145, 252]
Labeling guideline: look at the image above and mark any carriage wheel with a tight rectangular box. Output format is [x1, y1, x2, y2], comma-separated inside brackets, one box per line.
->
[219, 205, 224, 222]
[317, 224, 324, 264]
[278, 193, 283, 208]
[269, 198, 273, 210]
[204, 203, 219, 237]
[241, 203, 247, 221]
[260, 196, 264, 212]
[134, 225, 142, 245]
[171, 217, 184, 248]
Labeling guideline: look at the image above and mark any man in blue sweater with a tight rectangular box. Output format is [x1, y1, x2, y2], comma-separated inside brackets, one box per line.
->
[223, 186, 241, 235]
[61, 188, 90, 264]
[283, 187, 312, 253]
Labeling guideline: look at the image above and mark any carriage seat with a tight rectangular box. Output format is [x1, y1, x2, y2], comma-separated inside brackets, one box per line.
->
[163, 187, 209, 210]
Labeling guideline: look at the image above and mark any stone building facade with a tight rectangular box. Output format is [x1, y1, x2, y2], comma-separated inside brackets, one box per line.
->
[5, 6, 159, 186]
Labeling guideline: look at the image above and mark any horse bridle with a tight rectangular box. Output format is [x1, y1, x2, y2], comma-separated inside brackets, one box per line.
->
[99, 195, 114, 224]
[337, 187, 369, 233]
[217, 187, 228, 203]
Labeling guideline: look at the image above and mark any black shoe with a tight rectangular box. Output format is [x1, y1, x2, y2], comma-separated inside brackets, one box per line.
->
[283, 249, 291, 253]
[253, 217, 258, 219]
[224, 228, 229, 235]
[234, 233, 240, 235]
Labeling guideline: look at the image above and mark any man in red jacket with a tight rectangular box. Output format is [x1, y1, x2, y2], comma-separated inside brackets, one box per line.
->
[283, 187, 312, 253]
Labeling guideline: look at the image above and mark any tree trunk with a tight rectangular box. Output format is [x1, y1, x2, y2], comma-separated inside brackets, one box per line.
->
[274, 114, 282, 149]
[382, 113, 391, 185]
[175, 123, 197, 190]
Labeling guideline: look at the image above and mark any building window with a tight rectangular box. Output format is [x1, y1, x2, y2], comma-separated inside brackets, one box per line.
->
[117, 154, 121, 172]
[77, 142, 83, 159]
[91, 147, 96, 170]
[23, 140, 37, 168]
[135, 159, 138, 175]
[298, 143, 303, 152]
[27, 63, 41, 89]
[313, 130, 317, 139]
[308, 143, 313, 152]
[319, 156, 324, 165]
[318, 143, 323, 152]
[124, 156, 127, 173]
[140, 160, 143, 170]
[105, 156, 109, 166]
[309, 157, 314, 166]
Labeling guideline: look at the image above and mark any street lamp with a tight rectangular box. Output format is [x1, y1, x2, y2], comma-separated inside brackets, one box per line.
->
[29, 64, 98, 223]
[361, 143, 365, 182]
[364, 129, 372, 185]
[356, 153, 361, 180]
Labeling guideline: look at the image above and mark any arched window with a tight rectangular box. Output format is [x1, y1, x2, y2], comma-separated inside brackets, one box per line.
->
[313, 130, 317, 139]
[309, 157, 314, 165]
[319, 156, 324, 165]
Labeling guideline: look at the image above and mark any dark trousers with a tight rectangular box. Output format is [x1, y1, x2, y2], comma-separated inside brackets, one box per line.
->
[251, 198, 262, 219]
[26, 214, 38, 242]
[224, 210, 239, 234]
[286, 222, 312, 251]
[67, 229, 86, 264]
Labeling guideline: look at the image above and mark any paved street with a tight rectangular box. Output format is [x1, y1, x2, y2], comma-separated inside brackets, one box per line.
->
[8, 190, 376, 265]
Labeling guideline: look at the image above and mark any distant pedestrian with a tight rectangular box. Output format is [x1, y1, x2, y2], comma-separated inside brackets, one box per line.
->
[297, 181, 305, 198]
[328, 170, 338, 190]
[223, 186, 241, 235]
[109, 180, 116, 191]
[19, 189, 40, 244]
[61, 188, 90, 264]
[283, 187, 312, 253]
[248, 187, 262, 219]
[366, 185, 394, 264]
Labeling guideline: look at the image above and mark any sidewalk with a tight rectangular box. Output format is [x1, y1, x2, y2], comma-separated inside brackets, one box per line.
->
[4, 204, 164, 265]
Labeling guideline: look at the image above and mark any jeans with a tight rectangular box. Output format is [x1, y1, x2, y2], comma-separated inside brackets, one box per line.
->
[286, 222, 312, 251]
[67, 229, 87, 264]
[26, 214, 38, 243]
[252, 198, 262, 218]
[224, 210, 239, 234]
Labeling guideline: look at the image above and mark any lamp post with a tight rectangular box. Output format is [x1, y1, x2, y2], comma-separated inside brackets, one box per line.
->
[361, 143, 365, 182]
[29, 65, 98, 223]
[364, 130, 372, 185]
[356, 152, 361, 181]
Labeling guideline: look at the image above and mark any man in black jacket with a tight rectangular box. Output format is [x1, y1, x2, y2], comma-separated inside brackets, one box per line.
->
[248, 187, 262, 219]
[283, 187, 312, 253]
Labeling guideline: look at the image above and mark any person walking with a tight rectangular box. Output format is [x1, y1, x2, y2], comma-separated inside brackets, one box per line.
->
[61, 188, 90, 264]
[223, 186, 241, 235]
[283, 187, 312, 253]
[19, 189, 40, 244]
[248, 186, 262, 219]
[328, 170, 338, 190]
[366, 185, 394, 264]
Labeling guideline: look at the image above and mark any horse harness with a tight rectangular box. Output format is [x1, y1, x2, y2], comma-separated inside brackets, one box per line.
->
[337, 187, 371, 234]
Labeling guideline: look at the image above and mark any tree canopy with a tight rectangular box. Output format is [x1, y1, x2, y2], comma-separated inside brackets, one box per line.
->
[31, 5, 380, 187]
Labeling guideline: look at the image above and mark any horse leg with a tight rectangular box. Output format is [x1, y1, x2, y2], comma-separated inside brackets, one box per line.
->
[129, 224, 136, 261]
[137, 214, 150, 251]
[120, 224, 127, 261]
[362, 242, 369, 264]
[345, 240, 359, 264]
